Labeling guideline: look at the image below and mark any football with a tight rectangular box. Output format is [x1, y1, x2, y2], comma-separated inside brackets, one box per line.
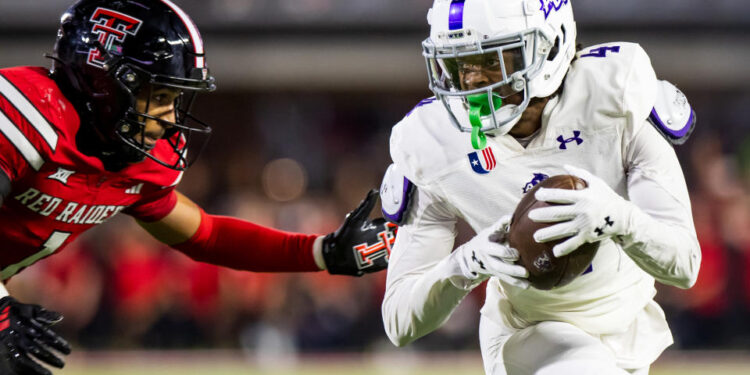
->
[508, 174, 599, 290]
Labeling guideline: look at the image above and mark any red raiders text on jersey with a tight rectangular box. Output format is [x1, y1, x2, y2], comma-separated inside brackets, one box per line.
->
[0, 67, 182, 279]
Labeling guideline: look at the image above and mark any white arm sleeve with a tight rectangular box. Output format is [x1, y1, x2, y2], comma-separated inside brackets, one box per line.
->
[381, 186, 478, 347]
[619, 122, 701, 289]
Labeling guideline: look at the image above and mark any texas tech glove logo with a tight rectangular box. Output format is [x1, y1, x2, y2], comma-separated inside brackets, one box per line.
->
[354, 222, 397, 269]
[87, 7, 143, 68]
[322, 190, 397, 276]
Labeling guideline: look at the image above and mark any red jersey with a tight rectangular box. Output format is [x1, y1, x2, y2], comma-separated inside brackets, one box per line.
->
[0, 66, 182, 279]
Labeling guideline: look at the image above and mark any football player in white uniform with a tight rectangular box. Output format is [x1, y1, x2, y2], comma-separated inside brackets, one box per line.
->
[379, 0, 701, 374]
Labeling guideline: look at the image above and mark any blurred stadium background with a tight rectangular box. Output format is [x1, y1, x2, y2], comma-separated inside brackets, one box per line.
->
[1, 0, 750, 373]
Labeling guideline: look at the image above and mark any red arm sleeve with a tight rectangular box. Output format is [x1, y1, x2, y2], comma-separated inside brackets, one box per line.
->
[172, 208, 321, 272]
[123, 187, 179, 222]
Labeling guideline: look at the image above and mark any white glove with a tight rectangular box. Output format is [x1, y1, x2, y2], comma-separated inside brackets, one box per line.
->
[450, 215, 530, 288]
[528, 165, 635, 257]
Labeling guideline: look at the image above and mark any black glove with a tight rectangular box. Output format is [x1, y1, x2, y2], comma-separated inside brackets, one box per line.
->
[322, 189, 398, 276]
[0, 297, 71, 375]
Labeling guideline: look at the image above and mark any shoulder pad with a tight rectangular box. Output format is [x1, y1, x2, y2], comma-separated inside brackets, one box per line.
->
[569, 43, 657, 136]
[390, 98, 465, 186]
[379, 164, 415, 225]
[648, 80, 696, 145]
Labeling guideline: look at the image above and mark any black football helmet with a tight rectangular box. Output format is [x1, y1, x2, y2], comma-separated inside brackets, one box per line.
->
[51, 0, 215, 171]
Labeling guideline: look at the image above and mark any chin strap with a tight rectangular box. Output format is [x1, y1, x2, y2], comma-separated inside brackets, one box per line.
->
[467, 93, 502, 150]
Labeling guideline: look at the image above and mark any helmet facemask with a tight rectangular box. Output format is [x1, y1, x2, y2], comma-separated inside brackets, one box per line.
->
[113, 63, 213, 171]
[50, 0, 217, 172]
[424, 29, 553, 150]
[422, 0, 577, 150]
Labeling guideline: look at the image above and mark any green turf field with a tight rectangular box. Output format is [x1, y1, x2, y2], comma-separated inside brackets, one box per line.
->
[54, 350, 750, 375]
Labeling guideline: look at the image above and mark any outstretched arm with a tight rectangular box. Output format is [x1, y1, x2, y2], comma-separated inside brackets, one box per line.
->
[138, 190, 394, 275]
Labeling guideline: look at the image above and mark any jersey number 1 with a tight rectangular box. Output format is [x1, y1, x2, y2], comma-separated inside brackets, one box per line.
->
[0, 231, 71, 280]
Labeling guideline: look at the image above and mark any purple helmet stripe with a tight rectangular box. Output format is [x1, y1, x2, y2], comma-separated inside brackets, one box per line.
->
[448, 0, 466, 31]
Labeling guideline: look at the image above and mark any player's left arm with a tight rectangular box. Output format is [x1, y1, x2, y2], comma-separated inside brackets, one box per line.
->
[615, 123, 701, 288]
[530, 48, 700, 288]
[530, 124, 701, 289]
[137, 190, 394, 276]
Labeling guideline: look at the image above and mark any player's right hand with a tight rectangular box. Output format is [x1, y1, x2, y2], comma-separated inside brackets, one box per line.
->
[0, 296, 71, 375]
[450, 215, 530, 288]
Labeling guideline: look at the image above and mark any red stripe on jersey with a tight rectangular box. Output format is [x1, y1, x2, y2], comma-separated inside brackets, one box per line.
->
[0, 68, 69, 181]
[0, 97, 47, 180]
[0, 306, 9, 331]
[0, 73, 58, 150]
[482, 147, 495, 170]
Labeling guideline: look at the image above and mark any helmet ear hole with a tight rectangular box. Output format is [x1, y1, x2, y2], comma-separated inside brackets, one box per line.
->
[547, 36, 560, 62]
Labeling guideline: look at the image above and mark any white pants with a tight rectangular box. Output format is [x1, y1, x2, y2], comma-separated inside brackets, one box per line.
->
[479, 301, 671, 375]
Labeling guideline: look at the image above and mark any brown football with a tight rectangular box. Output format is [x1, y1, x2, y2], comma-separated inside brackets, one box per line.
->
[508, 174, 599, 290]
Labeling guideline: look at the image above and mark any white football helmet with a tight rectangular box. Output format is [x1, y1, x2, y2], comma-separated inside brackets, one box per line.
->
[423, 0, 577, 149]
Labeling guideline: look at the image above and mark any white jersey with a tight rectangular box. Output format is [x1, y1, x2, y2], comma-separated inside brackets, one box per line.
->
[382, 42, 699, 368]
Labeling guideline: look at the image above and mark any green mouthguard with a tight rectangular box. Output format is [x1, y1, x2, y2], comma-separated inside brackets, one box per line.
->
[466, 92, 503, 150]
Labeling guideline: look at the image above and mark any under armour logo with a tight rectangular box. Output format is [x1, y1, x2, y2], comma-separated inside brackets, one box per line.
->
[48, 168, 75, 185]
[125, 183, 143, 194]
[580, 46, 621, 58]
[471, 250, 485, 270]
[594, 216, 614, 236]
[557, 130, 583, 150]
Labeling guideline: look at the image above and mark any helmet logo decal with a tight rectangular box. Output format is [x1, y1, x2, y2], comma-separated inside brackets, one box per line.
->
[448, 0, 466, 30]
[87, 8, 143, 69]
[468, 146, 496, 175]
[539, 0, 569, 19]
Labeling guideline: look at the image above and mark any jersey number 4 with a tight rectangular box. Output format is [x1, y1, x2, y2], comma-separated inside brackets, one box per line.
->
[0, 231, 71, 279]
[580, 46, 621, 58]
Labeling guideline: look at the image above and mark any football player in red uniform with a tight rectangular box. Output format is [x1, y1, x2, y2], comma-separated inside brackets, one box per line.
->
[0, 1, 395, 374]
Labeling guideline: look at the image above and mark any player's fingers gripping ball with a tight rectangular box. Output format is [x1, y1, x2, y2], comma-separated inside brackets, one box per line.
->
[507, 174, 599, 290]
[531, 165, 631, 257]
